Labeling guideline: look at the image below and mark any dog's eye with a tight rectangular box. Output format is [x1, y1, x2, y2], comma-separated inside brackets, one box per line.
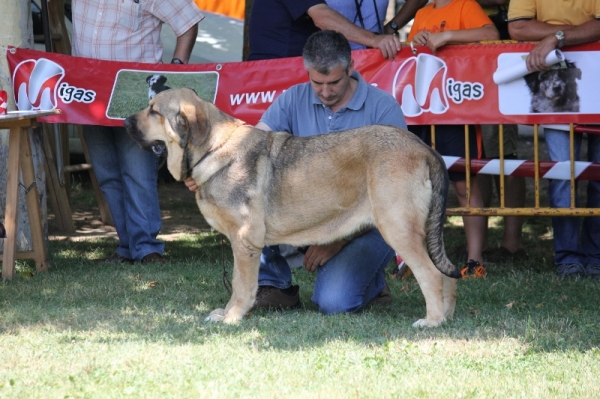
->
[149, 106, 159, 116]
[151, 141, 166, 156]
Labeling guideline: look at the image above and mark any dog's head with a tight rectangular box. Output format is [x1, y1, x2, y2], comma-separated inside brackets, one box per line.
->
[523, 61, 582, 111]
[146, 74, 167, 87]
[124, 88, 217, 181]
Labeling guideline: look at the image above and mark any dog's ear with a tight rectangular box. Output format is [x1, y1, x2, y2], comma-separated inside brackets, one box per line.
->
[177, 102, 210, 147]
[564, 61, 582, 80]
[523, 72, 540, 93]
[158, 75, 167, 85]
[146, 75, 152, 83]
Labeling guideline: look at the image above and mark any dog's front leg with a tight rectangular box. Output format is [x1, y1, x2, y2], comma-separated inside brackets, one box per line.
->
[206, 239, 261, 323]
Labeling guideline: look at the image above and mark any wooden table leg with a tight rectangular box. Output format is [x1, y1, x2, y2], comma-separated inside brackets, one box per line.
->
[1, 111, 59, 279]
[20, 129, 49, 272]
[2, 126, 23, 279]
[1, 126, 49, 278]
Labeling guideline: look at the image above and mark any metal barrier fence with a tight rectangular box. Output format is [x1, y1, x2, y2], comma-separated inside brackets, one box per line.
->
[429, 123, 600, 217]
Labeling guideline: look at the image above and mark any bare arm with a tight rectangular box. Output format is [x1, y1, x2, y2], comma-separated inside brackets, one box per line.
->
[415, 25, 499, 52]
[383, 0, 428, 33]
[171, 24, 199, 63]
[509, 19, 573, 41]
[444, 24, 500, 42]
[510, 19, 600, 71]
[307, 4, 401, 60]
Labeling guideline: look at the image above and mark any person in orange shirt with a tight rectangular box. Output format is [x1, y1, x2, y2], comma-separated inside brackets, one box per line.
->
[408, 0, 499, 52]
[407, 0, 499, 277]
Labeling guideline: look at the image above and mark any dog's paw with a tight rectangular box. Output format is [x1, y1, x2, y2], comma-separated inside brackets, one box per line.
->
[204, 308, 226, 322]
[412, 318, 445, 328]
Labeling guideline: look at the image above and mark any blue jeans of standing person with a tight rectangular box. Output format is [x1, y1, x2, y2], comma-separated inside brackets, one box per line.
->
[545, 128, 600, 266]
[83, 125, 164, 261]
[259, 229, 395, 314]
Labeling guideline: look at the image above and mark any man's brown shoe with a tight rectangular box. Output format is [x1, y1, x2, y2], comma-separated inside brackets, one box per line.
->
[141, 253, 167, 264]
[368, 281, 392, 307]
[92, 253, 134, 265]
[252, 285, 301, 310]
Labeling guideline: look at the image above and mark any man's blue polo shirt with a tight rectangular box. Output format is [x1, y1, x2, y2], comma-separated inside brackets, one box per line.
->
[260, 71, 407, 136]
[248, 0, 324, 61]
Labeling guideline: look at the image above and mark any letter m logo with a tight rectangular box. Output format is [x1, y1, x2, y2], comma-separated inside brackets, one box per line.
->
[393, 53, 449, 117]
[12, 58, 65, 110]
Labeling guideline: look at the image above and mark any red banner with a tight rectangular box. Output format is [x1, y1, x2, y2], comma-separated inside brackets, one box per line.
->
[6, 42, 600, 127]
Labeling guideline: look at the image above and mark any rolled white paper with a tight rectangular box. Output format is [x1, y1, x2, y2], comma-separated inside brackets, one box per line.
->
[493, 49, 564, 85]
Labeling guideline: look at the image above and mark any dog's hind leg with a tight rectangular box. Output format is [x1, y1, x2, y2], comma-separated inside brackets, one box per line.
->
[442, 275, 457, 320]
[372, 175, 448, 327]
[206, 237, 262, 323]
[392, 237, 446, 327]
[375, 207, 447, 327]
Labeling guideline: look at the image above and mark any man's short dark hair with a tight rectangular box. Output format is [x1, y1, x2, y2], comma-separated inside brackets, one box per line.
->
[302, 30, 352, 75]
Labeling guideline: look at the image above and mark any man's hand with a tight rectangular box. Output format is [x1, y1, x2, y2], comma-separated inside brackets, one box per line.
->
[371, 35, 403, 59]
[526, 35, 560, 72]
[302, 240, 347, 272]
[184, 177, 198, 192]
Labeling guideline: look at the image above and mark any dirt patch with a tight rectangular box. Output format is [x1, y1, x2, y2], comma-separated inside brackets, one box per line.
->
[49, 180, 211, 242]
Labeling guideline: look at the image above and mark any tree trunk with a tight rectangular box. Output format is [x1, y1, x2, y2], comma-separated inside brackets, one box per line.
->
[0, 0, 48, 254]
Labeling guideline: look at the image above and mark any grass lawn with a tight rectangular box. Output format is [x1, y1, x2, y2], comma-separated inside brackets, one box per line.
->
[1, 181, 599, 398]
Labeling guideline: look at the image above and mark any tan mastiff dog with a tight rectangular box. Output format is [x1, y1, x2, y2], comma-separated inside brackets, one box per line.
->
[125, 88, 461, 327]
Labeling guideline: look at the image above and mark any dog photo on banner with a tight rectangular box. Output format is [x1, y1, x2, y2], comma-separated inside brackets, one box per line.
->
[494, 50, 598, 115]
[107, 71, 218, 120]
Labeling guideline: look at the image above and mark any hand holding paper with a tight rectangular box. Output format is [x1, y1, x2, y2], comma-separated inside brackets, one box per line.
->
[493, 50, 564, 85]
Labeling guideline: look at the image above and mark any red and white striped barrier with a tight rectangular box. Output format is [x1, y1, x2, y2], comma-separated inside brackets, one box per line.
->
[443, 157, 600, 180]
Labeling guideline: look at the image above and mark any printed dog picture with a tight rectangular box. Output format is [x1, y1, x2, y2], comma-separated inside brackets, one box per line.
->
[523, 60, 582, 113]
[496, 51, 598, 115]
[125, 88, 462, 328]
[106, 70, 218, 120]
[146, 74, 171, 100]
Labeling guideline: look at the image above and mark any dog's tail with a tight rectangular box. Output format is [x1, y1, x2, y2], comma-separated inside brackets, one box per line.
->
[426, 152, 462, 279]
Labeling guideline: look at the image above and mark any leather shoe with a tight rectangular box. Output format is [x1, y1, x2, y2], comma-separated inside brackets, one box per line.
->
[141, 252, 167, 264]
[92, 253, 134, 264]
[368, 281, 392, 307]
[252, 285, 301, 310]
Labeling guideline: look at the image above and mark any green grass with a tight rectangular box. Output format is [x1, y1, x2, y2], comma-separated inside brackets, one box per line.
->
[2, 213, 600, 398]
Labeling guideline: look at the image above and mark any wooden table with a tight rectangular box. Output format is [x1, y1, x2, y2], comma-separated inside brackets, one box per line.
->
[1, 110, 61, 279]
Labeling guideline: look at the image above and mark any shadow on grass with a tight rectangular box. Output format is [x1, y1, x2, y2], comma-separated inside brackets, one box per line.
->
[2, 220, 599, 355]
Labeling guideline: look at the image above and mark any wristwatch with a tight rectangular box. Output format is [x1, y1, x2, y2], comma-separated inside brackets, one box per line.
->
[389, 21, 400, 33]
[171, 58, 184, 64]
[554, 31, 565, 48]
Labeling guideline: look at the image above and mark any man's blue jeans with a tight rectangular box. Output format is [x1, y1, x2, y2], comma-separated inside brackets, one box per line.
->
[259, 230, 394, 315]
[83, 125, 164, 260]
[545, 128, 600, 266]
